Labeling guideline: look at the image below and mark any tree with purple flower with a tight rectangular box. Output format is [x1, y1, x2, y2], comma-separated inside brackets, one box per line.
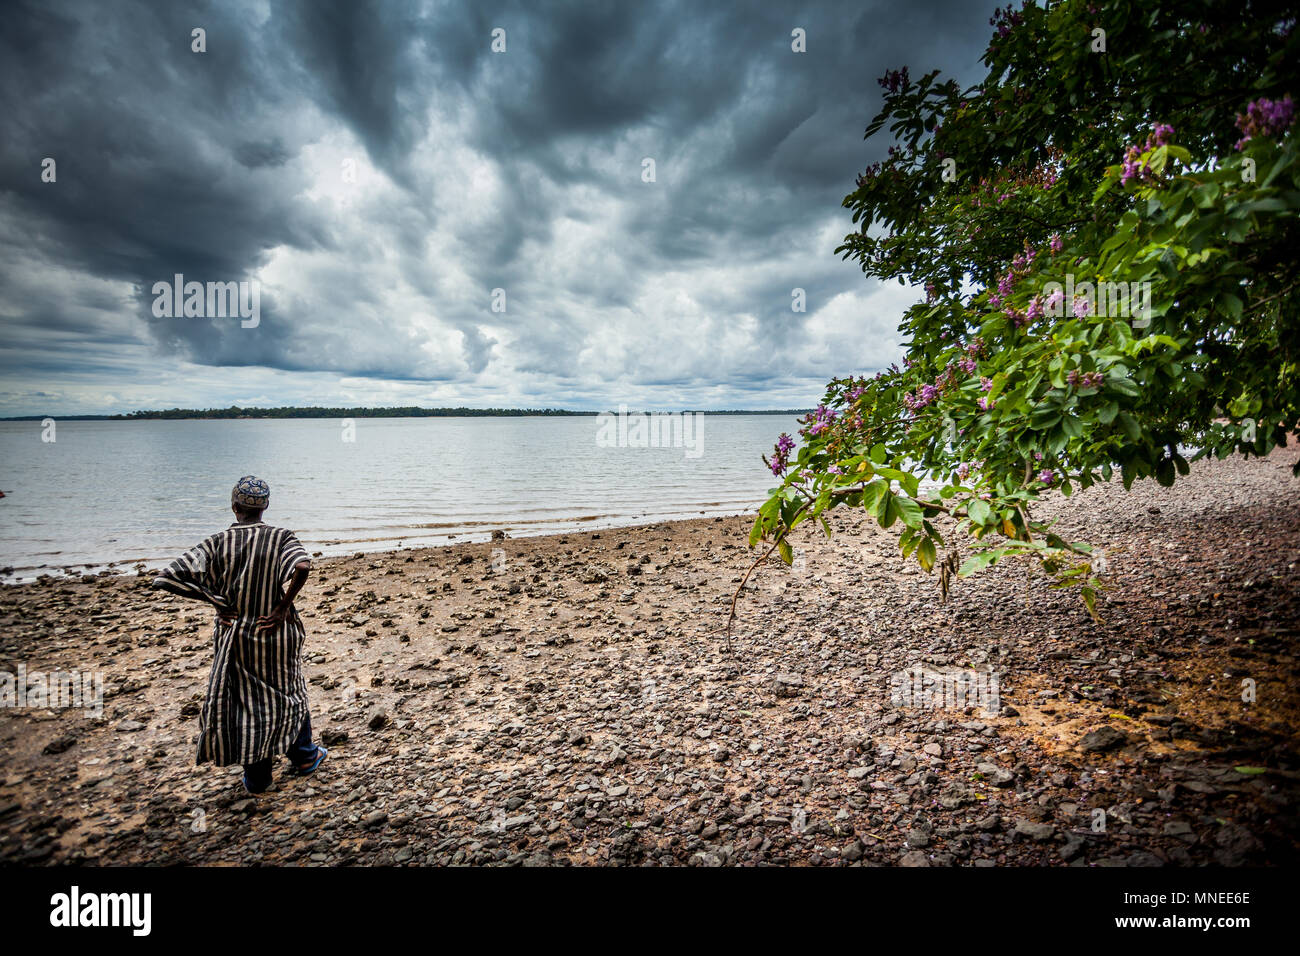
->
[738, 0, 1299, 631]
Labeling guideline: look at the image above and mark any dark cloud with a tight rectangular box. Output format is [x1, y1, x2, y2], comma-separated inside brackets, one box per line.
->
[0, 0, 993, 415]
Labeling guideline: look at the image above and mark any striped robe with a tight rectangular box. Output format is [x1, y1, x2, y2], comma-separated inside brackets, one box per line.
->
[153, 522, 311, 766]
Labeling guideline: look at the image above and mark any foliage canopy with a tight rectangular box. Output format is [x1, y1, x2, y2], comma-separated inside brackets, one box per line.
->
[749, 0, 1298, 619]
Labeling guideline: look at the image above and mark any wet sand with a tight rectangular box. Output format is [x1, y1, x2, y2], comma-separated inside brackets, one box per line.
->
[1, 448, 1298, 866]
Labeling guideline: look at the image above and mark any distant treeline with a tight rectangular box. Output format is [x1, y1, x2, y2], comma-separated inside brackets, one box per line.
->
[3, 405, 811, 421]
[118, 406, 589, 419]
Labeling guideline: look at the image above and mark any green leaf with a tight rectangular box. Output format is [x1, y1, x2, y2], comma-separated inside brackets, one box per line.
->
[876, 489, 898, 528]
[958, 550, 999, 577]
[1117, 412, 1142, 442]
[917, 537, 937, 572]
[860, 479, 886, 513]
[1108, 375, 1141, 398]
[1221, 293, 1243, 320]
[894, 495, 924, 529]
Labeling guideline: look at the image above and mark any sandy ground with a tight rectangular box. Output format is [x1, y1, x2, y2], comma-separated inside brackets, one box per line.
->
[1, 447, 1298, 866]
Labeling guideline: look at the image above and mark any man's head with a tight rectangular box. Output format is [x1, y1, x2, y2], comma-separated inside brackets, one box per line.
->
[231, 475, 270, 522]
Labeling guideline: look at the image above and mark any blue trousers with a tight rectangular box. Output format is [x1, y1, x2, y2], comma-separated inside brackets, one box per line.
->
[242, 715, 314, 791]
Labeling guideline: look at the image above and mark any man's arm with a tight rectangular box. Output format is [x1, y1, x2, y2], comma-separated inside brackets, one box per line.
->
[255, 560, 311, 633]
[152, 543, 230, 614]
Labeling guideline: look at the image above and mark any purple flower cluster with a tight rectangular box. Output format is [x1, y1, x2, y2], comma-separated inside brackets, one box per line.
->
[989, 5, 1024, 39]
[803, 404, 838, 437]
[1235, 95, 1295, 150]
[1037, 468, 1056, 486]
[1049, 233, 1063, 253]
[769, 432, 795, 476]
[878, 67, 910, 94]
[989, 242, 1040, 314]
[856, 161, 883, 189]
[898, 342, 988, 418]
[1023, 294, 1045, 326]
[1120, 124, 1176, 185]
[903, 383, 940, 411]
[1066, 370, 1104, 389]
[1010, 246, 1038, 272]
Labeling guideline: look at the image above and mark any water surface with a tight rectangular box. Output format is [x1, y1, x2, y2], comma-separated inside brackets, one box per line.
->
[0, 415, 797, 580]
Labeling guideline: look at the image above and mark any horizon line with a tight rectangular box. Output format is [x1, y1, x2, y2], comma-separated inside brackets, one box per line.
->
[1, 404, 815, 421]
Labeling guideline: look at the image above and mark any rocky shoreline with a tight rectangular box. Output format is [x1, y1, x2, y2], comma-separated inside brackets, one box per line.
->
[1, 448, 1298, 866]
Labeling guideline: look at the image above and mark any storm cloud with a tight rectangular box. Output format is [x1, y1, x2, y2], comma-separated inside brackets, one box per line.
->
[0, 0, 993, 415]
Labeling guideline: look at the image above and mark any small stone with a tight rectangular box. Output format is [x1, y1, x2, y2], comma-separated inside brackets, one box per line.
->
[1060, 834, 1086, 862]
[771, 674, 805, 697]
[976, 762, 1015, 787]
[1079, 726, 1126, 752]
[43, 734, 77, 755]
[1014, 820, 1056, 841]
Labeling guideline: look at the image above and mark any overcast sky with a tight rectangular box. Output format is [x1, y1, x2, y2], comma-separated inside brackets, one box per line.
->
[0, 0, 992, 416]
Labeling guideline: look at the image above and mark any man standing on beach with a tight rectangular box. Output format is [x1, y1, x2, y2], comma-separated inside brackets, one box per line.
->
[152, 476, 327, 793]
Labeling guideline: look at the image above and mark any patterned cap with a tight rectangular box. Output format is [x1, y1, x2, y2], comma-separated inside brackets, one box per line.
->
[231, 475, 270, 510]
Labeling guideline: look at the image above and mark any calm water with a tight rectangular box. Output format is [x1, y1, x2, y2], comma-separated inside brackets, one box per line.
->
[0, 415, 797, 580]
